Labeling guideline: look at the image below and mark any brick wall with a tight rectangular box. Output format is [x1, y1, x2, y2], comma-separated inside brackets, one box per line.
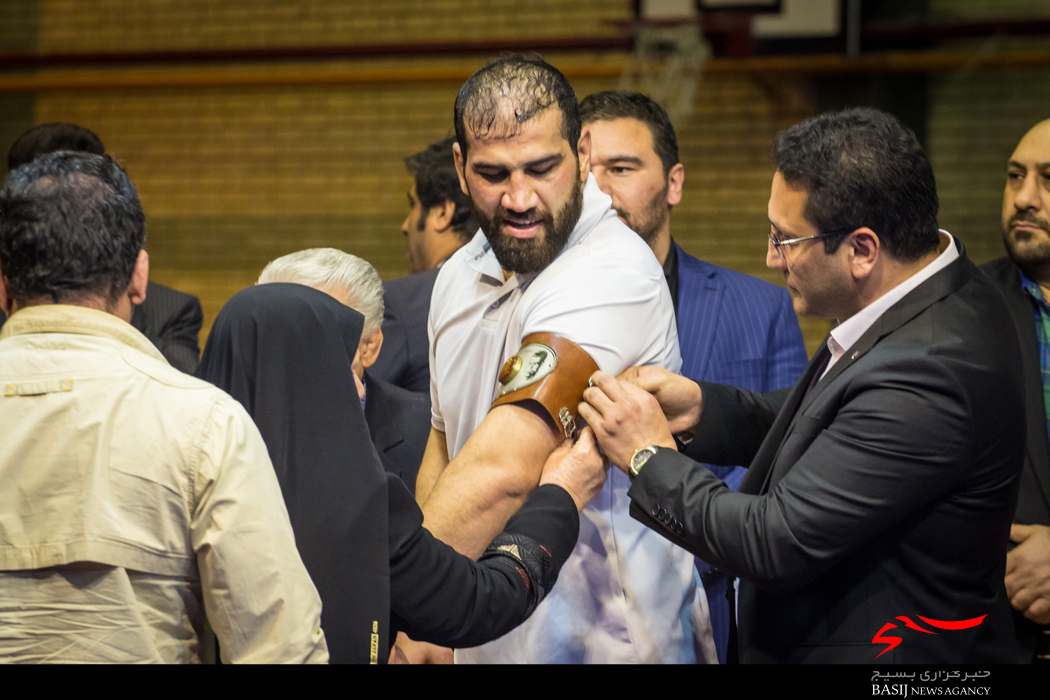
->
[4, 0, 1049, 356]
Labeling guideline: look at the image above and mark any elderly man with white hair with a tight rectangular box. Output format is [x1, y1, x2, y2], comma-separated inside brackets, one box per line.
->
[259, 248, 431, 488]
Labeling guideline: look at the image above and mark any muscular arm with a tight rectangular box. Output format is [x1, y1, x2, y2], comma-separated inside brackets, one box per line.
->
[415, 426, 449, 505]
[421, 403, 561, 559]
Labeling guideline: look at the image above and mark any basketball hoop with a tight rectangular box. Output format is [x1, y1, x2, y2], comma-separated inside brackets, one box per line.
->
[618, 17, 711, 126]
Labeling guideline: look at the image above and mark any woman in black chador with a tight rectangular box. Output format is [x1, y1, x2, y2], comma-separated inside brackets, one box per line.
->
[197, 283, 596, 663]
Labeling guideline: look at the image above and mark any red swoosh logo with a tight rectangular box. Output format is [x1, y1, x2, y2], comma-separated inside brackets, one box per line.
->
[896, 616, 938, 634]
[872, 615, 986, 659]
[872, 623, 902, 659]
[916, 614, 986, 630]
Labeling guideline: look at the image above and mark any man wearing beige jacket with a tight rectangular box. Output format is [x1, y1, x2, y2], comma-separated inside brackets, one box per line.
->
[0, 151, 327, 663]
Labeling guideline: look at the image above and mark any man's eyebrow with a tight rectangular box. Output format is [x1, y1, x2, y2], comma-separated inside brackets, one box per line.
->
[601, 155, 645, 167]
[1008, 160, 1050, 170]
[769, 220, 792, 239]
[523, 154, 564, 170]
[470, 160, 507, 172]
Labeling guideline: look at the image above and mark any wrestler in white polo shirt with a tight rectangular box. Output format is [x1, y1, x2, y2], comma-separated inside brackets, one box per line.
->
[414, 54, 714, 664]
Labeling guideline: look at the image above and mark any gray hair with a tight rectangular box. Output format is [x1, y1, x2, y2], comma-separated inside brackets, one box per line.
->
[258, 248, 385, 336]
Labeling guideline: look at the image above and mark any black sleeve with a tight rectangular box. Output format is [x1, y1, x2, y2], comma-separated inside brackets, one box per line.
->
[631, 356, 979, 593]
[683, 382, 790, 466]
[387, 475, 579, 648]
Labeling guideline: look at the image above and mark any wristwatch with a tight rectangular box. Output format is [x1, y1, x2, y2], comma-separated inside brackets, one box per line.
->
[629, 446, 660, 480]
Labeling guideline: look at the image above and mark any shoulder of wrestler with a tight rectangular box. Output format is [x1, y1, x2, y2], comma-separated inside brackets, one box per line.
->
[532, 219, 666, 302]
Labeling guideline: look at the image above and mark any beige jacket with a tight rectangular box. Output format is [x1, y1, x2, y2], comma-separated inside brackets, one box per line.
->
[0, 305, 327, 663]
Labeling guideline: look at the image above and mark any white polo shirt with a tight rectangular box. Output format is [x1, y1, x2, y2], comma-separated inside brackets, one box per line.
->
[429, 175, 711, 663]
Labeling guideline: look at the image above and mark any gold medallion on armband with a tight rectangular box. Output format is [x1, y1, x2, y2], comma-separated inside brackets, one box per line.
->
[491, 332, 599, 441]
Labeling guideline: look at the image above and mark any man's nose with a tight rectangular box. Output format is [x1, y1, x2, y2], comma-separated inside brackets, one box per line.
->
[501, 172, 540, 212]
[1015, 173, 1043, 212]
[766, 238, 784, 269]
[592, 170, 611, 195]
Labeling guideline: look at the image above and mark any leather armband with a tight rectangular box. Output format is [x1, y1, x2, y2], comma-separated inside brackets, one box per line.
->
[491, 332, 599, 440]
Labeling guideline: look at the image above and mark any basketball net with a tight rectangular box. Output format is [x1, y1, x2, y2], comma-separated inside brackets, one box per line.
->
[619, 20, 711, 126]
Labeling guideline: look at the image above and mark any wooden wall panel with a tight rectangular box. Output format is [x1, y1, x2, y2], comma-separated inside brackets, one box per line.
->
[31, 67, 831, 351]
[12, 0, 1049, 355]
[35, 0, 629, 52]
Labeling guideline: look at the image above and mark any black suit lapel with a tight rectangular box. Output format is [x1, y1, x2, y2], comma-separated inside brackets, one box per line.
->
[738, 343, 831, 496]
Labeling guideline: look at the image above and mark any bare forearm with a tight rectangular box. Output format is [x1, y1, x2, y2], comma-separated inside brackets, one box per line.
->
[415, 427, 449, 505]
[421, 404, 560, 560]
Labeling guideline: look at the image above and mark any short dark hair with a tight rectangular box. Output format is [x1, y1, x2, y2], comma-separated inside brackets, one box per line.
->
[579, 91, 679, 176]
[0, 151, 145, 305]
[8, 122, 105, 171]
[405, 136, 478, 242]
[773, 107, 940, 260]
[454, 53, 581, 158]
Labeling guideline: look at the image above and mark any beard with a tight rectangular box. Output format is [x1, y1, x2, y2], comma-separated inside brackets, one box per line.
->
[1003, 210, 1050, 268]
[472, 176, 584, 275]
[616, 184, 670, 246]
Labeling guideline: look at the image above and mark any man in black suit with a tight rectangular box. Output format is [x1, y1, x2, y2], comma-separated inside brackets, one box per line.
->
[370, 137, 477, 393]
[4, 123, 202, 373]
[578, 108, 1028, 663]
[980, 118, 1050, 662]
[258, 248, 431, 488]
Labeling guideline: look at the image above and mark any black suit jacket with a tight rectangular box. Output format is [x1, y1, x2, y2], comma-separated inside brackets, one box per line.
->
[131, 281, 203, 374]
[370, 268, 439, 394]
[980, 256, 1050, 657]
[629, 241, 1028, 663]
[364, 372, 431, 491]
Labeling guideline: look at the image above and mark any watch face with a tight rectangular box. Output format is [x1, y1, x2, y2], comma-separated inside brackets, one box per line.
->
[630, 446, 657, 477]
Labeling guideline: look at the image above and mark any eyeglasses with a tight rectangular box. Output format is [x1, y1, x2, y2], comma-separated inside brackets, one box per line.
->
[767, 229, 852, 259]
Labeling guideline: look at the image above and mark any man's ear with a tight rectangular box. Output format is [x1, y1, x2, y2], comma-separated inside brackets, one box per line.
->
[847, 228, 880, 280]
[127, 249, 149, 306]
[360, 328, 384, 370]
[667, 163, 684, 207]
[453, 141, 470, 197]
[430, 199, 456, 233]
[0, 270, 11, 317]
[576, 128, 591, 181]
